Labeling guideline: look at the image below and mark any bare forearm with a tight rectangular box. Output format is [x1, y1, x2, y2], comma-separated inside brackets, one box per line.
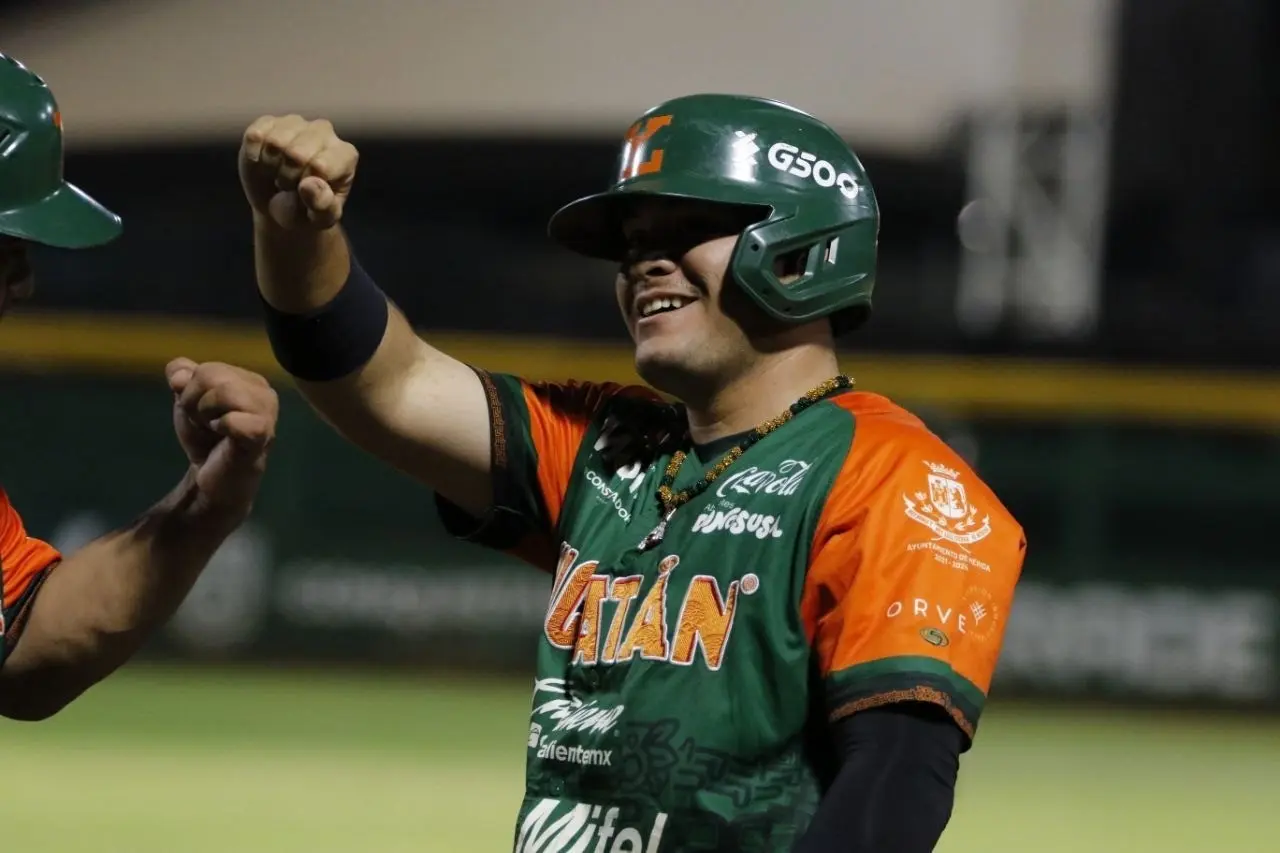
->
[0, 471, 244, 719]
[253, 213, 492, 513]
[253, 212, 418, 401]
[244, 117, 492, 511]
[296, 305, 494, 515]
[253, 213, 350, 312]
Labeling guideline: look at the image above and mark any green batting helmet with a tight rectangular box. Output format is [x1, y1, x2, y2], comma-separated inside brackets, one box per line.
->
[548, 93, 879, 333]
[0, 54, 121, 249]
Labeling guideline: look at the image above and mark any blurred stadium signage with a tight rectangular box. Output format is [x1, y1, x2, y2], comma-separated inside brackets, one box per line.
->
[997, 582, 1277, 703]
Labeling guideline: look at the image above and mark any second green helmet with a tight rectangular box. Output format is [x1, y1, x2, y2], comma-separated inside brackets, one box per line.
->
[548, 93, 880, 333]
[0, 53, 121, 249]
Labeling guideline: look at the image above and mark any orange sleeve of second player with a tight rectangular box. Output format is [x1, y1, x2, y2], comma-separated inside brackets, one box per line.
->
[801, 407, 1026, 745]
[0, 487, 61, 657]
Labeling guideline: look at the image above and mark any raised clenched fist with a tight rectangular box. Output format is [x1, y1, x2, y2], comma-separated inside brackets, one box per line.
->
[238, 114, 359, 230]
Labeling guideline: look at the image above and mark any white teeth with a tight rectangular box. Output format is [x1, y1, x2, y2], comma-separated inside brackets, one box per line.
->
[640, 297, 687, 318]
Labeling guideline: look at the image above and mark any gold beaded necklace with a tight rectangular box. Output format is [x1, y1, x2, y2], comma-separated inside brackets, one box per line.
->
[636, 374, 855, 552]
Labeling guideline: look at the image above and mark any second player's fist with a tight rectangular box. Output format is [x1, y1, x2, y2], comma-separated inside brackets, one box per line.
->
[165, 358, 279, 519]
[238, 114, 358, 230]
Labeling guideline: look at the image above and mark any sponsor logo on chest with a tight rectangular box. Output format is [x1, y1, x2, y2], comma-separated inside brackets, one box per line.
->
[684, 458, 811, 540]
[714, 459, 811, 499]
[691, 505, 785, 539]
[527, 677, 623, 768]
[585, 416, 656, 524]
[585, 456, 652, 525]
[531, 677, 626, 735]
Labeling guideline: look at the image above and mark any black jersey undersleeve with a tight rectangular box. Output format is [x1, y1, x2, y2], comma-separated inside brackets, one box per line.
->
[792, 702, 963, 853]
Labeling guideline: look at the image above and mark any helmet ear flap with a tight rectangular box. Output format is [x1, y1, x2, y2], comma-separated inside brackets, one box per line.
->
[730, 214, 876, 325]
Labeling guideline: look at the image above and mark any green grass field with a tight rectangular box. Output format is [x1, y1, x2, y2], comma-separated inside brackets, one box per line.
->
[1, 664, 1277, 852]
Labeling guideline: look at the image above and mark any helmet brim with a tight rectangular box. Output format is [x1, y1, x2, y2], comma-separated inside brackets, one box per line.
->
[547, 182, 771, 262]
[0, 181, 122, 249]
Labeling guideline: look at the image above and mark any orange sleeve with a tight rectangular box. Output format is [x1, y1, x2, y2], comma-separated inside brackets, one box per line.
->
[435, 370, 660, 572]
[517, 378, 630, 532]
[801, 414, 1026, 745]
[1, 487, 61, 655]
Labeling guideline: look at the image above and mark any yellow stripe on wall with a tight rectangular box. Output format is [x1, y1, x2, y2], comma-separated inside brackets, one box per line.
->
[3, 311, 1279, 430]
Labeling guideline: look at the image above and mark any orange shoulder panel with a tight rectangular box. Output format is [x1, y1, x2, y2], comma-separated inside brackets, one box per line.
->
[803, 392, 1026, 699]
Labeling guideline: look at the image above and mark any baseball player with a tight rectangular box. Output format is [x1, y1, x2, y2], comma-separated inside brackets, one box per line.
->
[241, 94, 1025, 851]
[0, 54, 279, 720]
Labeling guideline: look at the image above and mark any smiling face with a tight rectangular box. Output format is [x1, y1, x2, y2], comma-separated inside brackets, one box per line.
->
[0, 236, 33, 322]
[614, 196, 814, 401]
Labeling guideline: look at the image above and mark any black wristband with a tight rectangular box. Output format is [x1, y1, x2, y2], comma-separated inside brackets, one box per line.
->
[262, 255, 390, 382]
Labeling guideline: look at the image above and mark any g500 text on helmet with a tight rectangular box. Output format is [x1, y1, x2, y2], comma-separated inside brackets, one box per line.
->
[766, 142, 860, 200]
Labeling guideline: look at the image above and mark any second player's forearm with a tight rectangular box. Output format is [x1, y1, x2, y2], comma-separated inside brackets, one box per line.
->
[0, 471, 244, 720]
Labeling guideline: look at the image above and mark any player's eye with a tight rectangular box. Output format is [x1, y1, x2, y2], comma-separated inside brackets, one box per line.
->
[624, 228, 652, 250]
[621, 231, 676, 267]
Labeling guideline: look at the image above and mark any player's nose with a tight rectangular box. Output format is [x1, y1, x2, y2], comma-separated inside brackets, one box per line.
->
[627, 255, 679, 282]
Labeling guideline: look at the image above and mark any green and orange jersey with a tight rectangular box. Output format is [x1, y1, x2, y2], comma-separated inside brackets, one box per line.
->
[437, 371, 1026, 853]
[0, 487, 60, 663]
